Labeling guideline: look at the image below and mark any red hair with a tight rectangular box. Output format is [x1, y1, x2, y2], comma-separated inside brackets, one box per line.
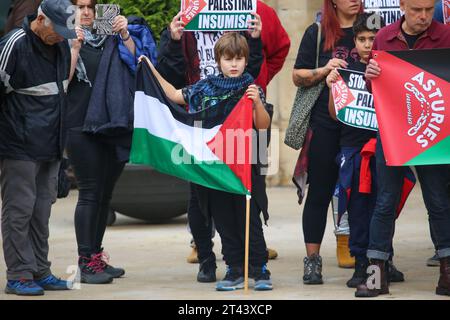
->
[322, 0, 363, 52]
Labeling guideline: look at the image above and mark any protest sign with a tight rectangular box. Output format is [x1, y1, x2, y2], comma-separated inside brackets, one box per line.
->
[332, 68, 378, 131]
[181, 0, 257, 31]
[363, 0, 402, 25]
[94, 4, 120, 35]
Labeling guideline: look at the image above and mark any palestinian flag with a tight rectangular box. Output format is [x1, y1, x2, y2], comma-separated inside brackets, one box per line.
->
[130, 62, 253, 195]
[372, 48, 450, 166]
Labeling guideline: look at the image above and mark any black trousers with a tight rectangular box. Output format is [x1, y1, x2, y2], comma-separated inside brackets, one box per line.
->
[196, 185, 268, 267]
[66, 128, 125, 257]
[302, 126, 340, 244]
[188, 184, 214, 262]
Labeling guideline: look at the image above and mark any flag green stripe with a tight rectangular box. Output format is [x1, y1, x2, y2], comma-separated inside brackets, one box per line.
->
[130, 128, 249, 195]
[405, 136, 450, 166]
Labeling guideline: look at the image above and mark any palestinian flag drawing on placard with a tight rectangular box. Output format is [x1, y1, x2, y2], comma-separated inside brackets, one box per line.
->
[372, 48, 450, 166]
[180, 0, 257, 31]
[130, 62, 252, 195]
[332, 68, 378, 131]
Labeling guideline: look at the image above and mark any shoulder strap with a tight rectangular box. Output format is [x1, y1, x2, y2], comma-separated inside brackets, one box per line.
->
[315, 22, 321, 69]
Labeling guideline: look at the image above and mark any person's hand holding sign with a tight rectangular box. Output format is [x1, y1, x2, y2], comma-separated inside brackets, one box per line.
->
[247, 12, 262, 38]
[170, 12, 185, 41]
[112, 15, 129, 39]
[326, 68, 340, 89]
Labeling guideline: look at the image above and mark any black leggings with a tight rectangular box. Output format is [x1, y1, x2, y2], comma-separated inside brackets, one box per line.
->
[302, 126, 340, 244]
[66, 128, 125, 257]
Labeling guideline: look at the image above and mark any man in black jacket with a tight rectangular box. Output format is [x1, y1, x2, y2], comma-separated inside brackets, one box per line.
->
[0, 0, 76, 296]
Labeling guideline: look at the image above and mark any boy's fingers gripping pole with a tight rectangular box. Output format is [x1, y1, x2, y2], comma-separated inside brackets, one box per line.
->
[244, 194, 251, 292]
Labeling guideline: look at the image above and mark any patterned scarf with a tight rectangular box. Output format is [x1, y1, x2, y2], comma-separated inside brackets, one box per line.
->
[70, 27, 108, 87]
[187, 72, 254, 113]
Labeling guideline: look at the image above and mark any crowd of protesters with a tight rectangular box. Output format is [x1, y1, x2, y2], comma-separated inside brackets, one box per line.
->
[0, 0, 449, 298]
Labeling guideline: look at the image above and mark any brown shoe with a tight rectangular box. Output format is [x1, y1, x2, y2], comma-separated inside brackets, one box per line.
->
[355, 259, 389, 298]
[436, 256, 450, 296]
[336, 235, 355, 268]
[187, 245, 199, 264]
[267, 248, 278, 260]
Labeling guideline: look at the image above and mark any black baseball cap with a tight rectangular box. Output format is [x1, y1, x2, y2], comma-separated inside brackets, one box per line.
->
[41, 0, 77, 39]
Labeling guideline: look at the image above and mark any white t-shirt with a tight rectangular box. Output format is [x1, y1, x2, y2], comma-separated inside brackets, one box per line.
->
[195, 31, 224, 79]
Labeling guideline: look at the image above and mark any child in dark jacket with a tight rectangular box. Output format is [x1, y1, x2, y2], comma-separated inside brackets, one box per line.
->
[326, 13, 413, 288]
[140, 30, 274, 291]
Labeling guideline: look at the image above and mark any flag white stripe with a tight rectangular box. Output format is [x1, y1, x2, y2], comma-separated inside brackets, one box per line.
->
[134, 91, 221, 162]
[0, 30, 25, 71]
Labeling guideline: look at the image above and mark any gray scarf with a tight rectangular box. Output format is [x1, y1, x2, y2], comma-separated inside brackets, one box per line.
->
[70, 28, 108, 87]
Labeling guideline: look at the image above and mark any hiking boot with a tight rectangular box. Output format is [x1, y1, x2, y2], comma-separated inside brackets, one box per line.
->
[5, 280, 44, 296]
[346, 258, 369, 288]
[427, 253, 440, 267]
[197, 254, 217, 283]
[267, 248, 278, 260]
[303, 254, 323, 285]
[35, 274, 71, 290]
[79, 256, 114, 284]
[355, 259, 389, 298]
[216, 266, 244, 291]
[436, 256, 450, 296]
[388, 260, 404, 283]
[336, 235, 355, 268]
[253, 265, 273, 291]
[95, 250, 125, 278]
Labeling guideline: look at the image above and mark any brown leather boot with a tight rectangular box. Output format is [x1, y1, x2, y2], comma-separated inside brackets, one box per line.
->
[355, 259, 389, 298]
[436, 256, 450, 296]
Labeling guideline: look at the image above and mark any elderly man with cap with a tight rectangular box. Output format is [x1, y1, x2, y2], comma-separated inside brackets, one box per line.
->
[0, 0, 78, 296]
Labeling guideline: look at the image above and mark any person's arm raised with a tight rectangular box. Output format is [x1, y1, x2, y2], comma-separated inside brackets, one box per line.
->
[139, 55, 186, 105]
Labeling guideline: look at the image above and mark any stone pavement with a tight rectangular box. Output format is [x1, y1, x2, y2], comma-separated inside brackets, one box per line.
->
[0, 186, 449, 300]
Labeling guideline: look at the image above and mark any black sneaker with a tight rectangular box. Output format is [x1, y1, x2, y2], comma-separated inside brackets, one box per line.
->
[303, 254, 323, 285]
[346, 258, 369, 288]
[216, 266, 244, 291]
[253, 265, 273, 291]
[197, 255, 217, 283]
[95, 251, 125, 278]
[388, 260, 405, 283]
[79, 256, 114, 284]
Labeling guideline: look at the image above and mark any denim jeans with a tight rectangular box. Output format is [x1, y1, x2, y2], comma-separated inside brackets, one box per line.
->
[367, 134, 450, 261]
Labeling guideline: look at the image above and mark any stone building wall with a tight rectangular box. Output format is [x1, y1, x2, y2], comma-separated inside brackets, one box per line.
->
[262, 0, 323, 186]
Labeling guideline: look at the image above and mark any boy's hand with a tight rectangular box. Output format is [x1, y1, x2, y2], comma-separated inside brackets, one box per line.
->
[139, 55, 153, 67]
[246, 84, 262, 108]
[326, 69, 340, 88]
[170, 12, 185, 41]
[247, 12, 262, 39]
[365, 59, 381, 80]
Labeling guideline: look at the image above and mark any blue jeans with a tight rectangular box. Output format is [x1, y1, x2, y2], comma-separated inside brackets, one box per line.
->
[367, 134, 450, 261]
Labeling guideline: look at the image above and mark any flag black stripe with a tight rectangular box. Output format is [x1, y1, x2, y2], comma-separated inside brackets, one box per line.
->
[386, 48, 450, 82]
[136, 62, 246, 130]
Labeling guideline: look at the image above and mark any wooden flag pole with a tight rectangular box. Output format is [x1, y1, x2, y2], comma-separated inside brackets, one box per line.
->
[244, 194, 251, 292]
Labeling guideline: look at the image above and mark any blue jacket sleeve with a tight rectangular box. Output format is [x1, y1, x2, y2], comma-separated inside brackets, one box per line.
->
[118, 24, 158, 73]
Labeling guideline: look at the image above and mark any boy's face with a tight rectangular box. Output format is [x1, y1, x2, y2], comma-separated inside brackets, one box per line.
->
[354, 31, 376, 63]
[219, 55, 247, 78]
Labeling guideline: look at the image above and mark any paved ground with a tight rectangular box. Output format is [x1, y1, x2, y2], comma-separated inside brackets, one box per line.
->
[0, 185, 449, 300]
